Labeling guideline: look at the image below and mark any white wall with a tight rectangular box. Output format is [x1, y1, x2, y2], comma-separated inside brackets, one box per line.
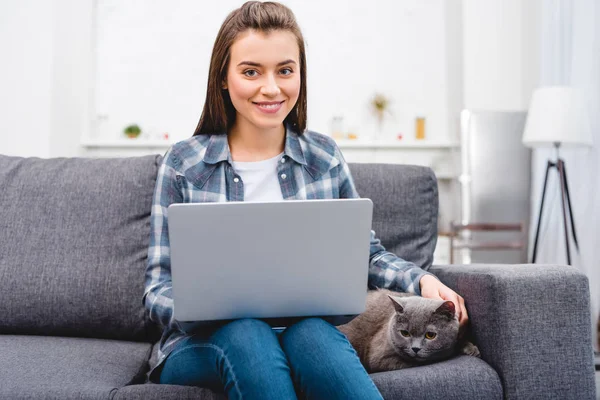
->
[92, 0, 455, 144]
[0, 0, 93, 158]
[462, 0, 541, 111]
[0, 1, 55, 157]
[1, 0, 540, 158]
[49, 0, 94, 158]
[445, 0, 464, 138]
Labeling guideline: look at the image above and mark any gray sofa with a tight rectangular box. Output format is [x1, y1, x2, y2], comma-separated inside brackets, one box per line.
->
[0, 153, 596, 400]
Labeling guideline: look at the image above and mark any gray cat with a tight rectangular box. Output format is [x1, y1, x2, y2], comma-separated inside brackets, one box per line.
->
[337, 288, 480, 373]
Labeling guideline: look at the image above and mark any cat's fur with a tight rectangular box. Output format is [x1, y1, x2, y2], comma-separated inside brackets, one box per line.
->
[337, 288, 480, 373]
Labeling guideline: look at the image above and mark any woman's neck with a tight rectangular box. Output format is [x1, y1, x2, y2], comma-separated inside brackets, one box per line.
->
[228, 120, 286, 162]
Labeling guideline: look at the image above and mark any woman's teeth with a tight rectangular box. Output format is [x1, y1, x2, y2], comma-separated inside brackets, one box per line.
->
[257, 103, 280, 109]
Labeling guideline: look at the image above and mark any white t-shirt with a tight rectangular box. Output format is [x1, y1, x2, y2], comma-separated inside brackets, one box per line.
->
[232, 152, 285, 202]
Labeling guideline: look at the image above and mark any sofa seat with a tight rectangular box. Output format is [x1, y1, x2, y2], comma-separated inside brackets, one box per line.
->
[0, 335, 151, 400]
[372, 355, 503, 400]
[113, 355, 501, 400]
[114, 384, 225, 400]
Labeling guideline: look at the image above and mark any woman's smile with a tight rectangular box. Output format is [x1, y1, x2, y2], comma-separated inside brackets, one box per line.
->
[253, 100, 285, 114]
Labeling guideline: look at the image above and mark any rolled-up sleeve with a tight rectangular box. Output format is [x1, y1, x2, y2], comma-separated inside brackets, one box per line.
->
[143, 149, 183, 327]
[336, 148, 437, 296]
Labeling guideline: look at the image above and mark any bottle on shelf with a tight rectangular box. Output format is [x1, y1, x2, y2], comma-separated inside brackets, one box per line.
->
[415, 115, 426, 140]
[331, 115, 346, 140]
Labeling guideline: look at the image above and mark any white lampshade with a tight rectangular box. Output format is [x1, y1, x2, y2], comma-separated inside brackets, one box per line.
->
[522, 86, 593, 148]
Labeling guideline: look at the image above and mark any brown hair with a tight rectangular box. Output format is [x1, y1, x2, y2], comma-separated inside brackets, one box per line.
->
[193, 1, 307, 136]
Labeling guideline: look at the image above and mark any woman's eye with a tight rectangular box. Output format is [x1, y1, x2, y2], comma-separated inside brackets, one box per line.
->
[425, 332, 437, 340]
[280, 68, 293, 76]
[243, 69, 258, 77]
[400, 330, 410, 337]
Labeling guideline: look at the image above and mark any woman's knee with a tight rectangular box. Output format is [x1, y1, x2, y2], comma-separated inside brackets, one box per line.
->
[159, 337, 221, 386]
[280, 318, 340, 351]
[285, 317, 335, 337]
[214, 318, 277, 353]
[219, 318, 272, 335]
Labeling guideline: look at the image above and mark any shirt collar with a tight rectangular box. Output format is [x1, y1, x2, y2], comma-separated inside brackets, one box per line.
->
[202, 134, 231, 165]
[283, 127, 307, 166]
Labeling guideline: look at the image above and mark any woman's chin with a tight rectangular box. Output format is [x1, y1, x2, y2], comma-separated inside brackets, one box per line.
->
[250, 117, 286, 131]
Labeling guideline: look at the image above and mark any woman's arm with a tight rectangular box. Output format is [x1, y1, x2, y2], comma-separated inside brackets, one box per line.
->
[143, 149, 183, 328]
[336, 151, 437, 296]
[335, 151, 468, 326]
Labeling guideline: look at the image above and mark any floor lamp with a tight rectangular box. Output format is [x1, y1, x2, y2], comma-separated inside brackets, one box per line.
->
[522, 87, 593, 265]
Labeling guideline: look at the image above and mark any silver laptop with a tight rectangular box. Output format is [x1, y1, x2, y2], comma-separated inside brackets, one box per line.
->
[167, 198, 373, 325]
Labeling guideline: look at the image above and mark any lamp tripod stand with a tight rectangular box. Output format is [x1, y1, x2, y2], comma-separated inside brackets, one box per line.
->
[531, 143, 579, 265]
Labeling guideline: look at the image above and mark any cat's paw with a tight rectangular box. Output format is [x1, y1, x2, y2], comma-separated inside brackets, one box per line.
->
[459, 341, 481, 358]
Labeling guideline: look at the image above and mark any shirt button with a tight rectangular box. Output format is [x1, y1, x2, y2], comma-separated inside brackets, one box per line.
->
[281, 157, 286, 163]
[233, 177, 240, 183]
[281, 174, 287, 180]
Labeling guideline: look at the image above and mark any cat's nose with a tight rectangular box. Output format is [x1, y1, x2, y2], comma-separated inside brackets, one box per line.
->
[412, 347, 421, 353]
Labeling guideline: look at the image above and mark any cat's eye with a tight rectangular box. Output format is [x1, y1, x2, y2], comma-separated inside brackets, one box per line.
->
[425, 332, 437, 340]
[400, 330, 411, 337]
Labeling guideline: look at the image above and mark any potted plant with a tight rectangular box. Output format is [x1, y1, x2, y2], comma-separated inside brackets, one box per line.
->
[371, 93, 391, 141]
[124, 124, 142, 139]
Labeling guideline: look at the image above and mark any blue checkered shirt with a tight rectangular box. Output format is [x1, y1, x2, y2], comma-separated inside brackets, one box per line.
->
[143, 127, 434, 378]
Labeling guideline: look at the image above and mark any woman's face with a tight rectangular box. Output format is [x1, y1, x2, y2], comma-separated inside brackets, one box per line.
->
[225, 29, 301, 132]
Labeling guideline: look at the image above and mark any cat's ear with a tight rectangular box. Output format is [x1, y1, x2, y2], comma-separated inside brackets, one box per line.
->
[388, 295, 404, 313]
[434, 301, 456, 320]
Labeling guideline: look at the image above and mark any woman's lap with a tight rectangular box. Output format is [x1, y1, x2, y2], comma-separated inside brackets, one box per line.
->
[160, 318, 382, 400]
[160, 318, 296, 400]
[280, 318, 383, 399]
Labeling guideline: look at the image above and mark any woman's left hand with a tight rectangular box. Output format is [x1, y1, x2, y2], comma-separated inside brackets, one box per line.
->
[419, 274, 469, 329]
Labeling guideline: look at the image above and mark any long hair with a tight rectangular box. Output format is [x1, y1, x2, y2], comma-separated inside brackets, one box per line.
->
[193, 1, 307, 136]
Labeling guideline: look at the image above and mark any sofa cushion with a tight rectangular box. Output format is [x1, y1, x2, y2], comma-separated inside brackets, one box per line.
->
[114, 384, 225, 400]
[115, 355, 500, 400]
[0, 154, 161, 341]
[0, 335, 151, 400]
[371, 355, 503, 399]
[349, 163, 438, 270]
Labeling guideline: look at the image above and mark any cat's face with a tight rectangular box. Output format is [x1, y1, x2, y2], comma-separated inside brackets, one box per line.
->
[387, 295, 459, 363]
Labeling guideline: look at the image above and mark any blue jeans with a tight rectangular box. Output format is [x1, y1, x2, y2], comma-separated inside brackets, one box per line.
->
[159, 318, 383, 400]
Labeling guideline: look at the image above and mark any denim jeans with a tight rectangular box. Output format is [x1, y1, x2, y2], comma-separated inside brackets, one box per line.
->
[159, 317, 383, 400]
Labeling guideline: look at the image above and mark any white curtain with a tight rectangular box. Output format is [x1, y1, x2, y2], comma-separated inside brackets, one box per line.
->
[533, 0, 599, 352]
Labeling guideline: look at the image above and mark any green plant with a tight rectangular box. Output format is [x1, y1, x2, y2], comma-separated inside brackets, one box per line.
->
[124, 124, 142, 138]
[371, 94, 392, 139]
[371, 93, 389, 115]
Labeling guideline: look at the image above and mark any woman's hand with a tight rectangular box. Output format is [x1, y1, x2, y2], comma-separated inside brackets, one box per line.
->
[419, 274, 469, 330]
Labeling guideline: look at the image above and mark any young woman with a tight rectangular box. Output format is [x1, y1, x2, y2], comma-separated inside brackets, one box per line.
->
[143, 2, 469, 399]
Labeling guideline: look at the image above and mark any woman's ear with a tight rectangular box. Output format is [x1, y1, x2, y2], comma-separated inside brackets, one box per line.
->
[222, 80, 228, 90]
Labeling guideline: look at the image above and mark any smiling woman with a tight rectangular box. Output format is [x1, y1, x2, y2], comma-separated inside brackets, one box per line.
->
[193, 2, 307, 140]
[224, 29, 302, 161]
[143, 1, 466, 399]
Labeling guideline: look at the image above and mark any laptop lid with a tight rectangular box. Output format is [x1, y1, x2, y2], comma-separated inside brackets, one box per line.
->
[167, 198, 373, 323]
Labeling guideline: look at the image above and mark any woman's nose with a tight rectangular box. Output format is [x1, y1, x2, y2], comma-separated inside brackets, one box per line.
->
[260, 74, 281, 97]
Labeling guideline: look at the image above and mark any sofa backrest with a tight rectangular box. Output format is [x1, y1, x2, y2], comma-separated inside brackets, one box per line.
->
[349, 163, 438, 270]
[0, 154, 160, 341]
[0, 154, 437, 341]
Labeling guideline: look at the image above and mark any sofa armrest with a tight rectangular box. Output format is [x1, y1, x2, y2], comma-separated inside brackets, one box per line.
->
[428, 264, 596, 400]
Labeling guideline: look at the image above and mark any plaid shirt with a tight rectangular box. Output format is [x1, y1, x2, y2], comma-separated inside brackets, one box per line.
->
[143, 126, 434, 378]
